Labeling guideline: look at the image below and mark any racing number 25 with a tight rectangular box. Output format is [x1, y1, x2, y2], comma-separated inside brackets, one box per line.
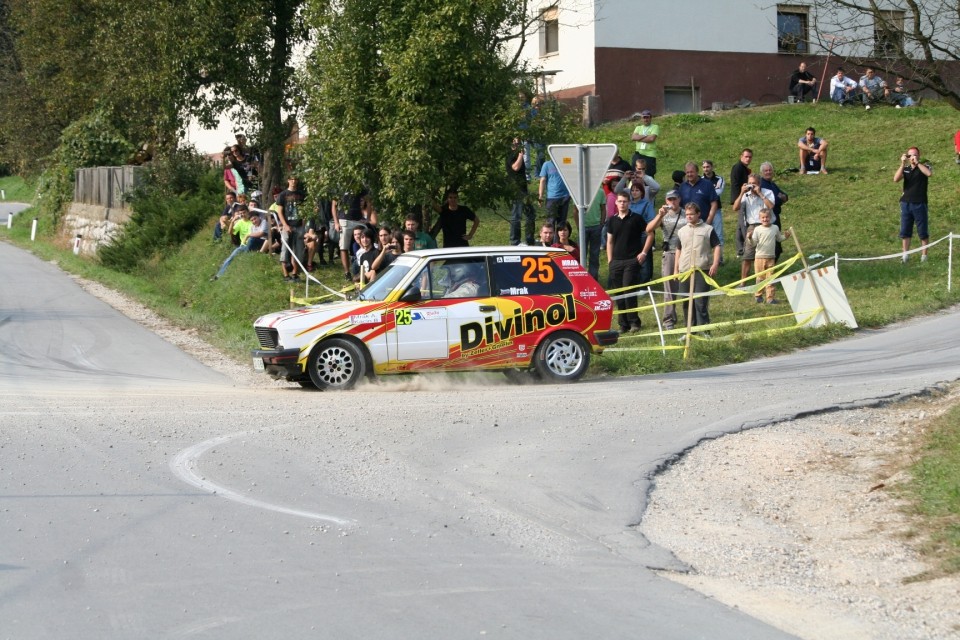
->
[521, 257, 554, 283]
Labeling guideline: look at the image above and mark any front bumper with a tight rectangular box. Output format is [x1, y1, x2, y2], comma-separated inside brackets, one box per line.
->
[251, 347, 302, 380]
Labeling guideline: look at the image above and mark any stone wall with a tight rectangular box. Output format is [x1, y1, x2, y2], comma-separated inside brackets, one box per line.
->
[61, 203, 132, 256]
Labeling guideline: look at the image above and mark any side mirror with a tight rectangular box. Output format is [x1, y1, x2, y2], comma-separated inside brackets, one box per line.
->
[400, 286, 422, 303]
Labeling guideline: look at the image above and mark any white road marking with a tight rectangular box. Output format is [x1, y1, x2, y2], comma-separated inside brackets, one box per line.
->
[170, 431, 355, 526]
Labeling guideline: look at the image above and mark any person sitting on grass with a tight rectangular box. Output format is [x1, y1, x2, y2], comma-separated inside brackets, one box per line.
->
[798, 127, 829, 175]
[211, 207, 268, 281]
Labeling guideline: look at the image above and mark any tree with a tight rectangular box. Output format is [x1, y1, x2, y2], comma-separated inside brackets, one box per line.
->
[300, 0, 573, 218]
[809, 0, 960, 109]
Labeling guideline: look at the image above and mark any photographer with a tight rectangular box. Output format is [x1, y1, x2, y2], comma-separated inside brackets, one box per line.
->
[645, 191, 686, 331]
[368, 226, 402, 279]
[732, 175, 774, 280]
[894, 147, 932, 263]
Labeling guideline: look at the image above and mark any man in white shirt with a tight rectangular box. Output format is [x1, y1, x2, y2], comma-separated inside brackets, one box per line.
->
[829, 68, 858, 106]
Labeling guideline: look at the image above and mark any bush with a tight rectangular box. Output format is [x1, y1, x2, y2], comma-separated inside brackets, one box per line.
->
[99, 149, 221, 273]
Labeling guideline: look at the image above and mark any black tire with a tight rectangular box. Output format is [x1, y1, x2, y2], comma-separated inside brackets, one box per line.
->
[533, 331, 590, 383]
[296, 379, 318, 389]
[306, 338, 368, 390]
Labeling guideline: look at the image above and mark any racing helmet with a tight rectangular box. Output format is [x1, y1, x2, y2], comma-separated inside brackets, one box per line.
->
[447, 262, 476, 284]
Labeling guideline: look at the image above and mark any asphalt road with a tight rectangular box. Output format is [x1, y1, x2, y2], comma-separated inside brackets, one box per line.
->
[0, 202, 29, 228]
[3, 239, 959, 639]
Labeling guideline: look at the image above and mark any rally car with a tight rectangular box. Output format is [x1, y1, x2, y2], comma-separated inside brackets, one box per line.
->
[251, 246, 618, 390]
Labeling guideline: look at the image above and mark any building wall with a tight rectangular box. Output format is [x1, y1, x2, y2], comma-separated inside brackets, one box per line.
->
[594, 49, 834, 119]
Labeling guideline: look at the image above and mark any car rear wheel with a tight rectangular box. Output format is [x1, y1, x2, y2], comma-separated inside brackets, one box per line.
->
[533, 331, 590, 382]
[307, 338, 368, 390]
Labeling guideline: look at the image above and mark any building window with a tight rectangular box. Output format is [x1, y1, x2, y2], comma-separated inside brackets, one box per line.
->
[874, 10, 905, 58]
[777, 5, 809, 54]
[539, 6, 559, 57]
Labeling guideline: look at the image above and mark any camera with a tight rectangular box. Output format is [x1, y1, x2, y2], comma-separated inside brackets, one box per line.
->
[746, 185, 754, 192]
[661, 241, 670, 252]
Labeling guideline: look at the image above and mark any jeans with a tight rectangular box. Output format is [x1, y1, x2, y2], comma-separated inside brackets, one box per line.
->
[583, 225, 602, 280]
[710, 209, 724, 247]
[510, 198, 535, 245]
[831, 87, 856, 105]
[545, 196, 571, 226]
[216, 237, 265, 278]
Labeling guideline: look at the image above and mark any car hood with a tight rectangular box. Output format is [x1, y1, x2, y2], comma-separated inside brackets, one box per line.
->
[255, 300, 378, 331]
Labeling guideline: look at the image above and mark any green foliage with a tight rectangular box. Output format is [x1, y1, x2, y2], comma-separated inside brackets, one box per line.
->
[905, 402, 960, 577]
[672, 113, 715, 128]
[301, 0, 567, 220]
[99, 150, 220, 273]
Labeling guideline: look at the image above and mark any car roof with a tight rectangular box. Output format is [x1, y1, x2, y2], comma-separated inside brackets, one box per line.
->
[401, 245, 558, 259]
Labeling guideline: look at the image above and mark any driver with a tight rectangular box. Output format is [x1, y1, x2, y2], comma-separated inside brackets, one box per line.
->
[444, 262, 482, 298]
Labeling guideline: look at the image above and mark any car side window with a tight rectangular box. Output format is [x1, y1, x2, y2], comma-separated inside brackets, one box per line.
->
[491, 254, 572, 295]
[435, 258, 490, 299]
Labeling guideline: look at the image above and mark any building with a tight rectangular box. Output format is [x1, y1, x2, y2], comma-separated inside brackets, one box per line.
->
[517, 1, 943, 121]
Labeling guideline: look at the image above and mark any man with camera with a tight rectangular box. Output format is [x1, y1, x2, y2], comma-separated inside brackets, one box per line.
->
[894, 147, 932, 262]
[732, 175, 774, 280]
[645, 190, 686, 331]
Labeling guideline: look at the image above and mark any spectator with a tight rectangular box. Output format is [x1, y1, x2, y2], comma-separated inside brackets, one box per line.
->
[608, 149, 631, 176]
[223, 151, 245, 196]
[553, 220, 580, 261]
[955, 130, 960, 165]
[625, 180, 655, 227]
[894, 146, 932, 262]
[701, 160, 725, 263]
[581, 185, 605, 280]
[746, 207, 791, 304]
[732, 174, 775, 280]
[675, 202, 721, 332]
[536, 222, 555, 247]
[829, 68, 858, 106]
[354, 227, 379, 284]
[789, 62, 817, 103]
[646, 190, 686, 331]
[401, 229, 417, 254]
[730, 148, 753, 260]
[798, 127, 829, 174]
[211, 207, 268, 281]
[889, 76, 916, 108]
[631, 109, 659, 177]
[859, 67, 888, 110]
[214, 192, 237, 242]
[507, 138, 535, 246]
[275, 176, 308, 281]
[606, 192, 654, 333]
[678, 162, 718, 226]
[430, 188, 479, 248]
[333, 187, 376, 280]
[538, 158, 571, 227]
[404, 213, 436, 250]
[368, 227, 401, 278]
[615, 158, 660, 203]
[759, 161, 789, 260]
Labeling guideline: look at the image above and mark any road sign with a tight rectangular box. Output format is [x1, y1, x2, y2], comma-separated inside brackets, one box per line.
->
[547, 144, 618, 210]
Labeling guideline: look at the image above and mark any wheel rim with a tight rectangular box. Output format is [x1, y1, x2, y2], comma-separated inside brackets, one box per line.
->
[543, 336, 583, 377]
[314, 344, 357, 387]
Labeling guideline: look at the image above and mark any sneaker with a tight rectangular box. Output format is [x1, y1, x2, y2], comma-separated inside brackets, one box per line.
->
[619, 326, 632, 334]
[755, 296, 763, 304]
[209, 274, 219, 282]
[895, 104, 902, 109]
[902, 253, 908, 264]
[343, 272, 352, 281]
[766, 300, 780, 305]
[865, 104, 871, 110]
[630, 323, 642, 333]
[921, 254, 928, 263]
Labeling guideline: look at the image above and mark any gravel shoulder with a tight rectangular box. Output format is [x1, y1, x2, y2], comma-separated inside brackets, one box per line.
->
[74, 272, 960, 639]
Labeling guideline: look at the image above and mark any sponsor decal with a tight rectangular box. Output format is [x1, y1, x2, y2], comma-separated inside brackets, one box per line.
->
[593, 300, 612, 311]
[414, 308, 446, 320]
[560, 259, 579, 268]
[459, 294, 577, 351]
[580, 288, 598, 299]
[350, 313, 383, 324]
[499, 286, 530, 296]
[500, 256, 522, 263]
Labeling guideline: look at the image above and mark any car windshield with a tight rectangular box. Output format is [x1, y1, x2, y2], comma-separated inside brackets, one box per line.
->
[356, 258, 416, 301]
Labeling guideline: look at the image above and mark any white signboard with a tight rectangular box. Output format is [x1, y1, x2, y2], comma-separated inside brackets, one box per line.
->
[781, 266, 858, 328]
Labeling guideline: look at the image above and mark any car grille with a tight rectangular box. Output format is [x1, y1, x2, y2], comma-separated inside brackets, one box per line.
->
[255, 327, 279, 349]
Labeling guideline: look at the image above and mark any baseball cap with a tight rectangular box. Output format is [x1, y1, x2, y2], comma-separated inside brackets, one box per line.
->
[665, 190, 680, 199]
[641, 109, 652, 117]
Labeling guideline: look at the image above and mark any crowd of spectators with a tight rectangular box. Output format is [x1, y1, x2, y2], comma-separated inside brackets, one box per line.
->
[211, 68, 929, 334]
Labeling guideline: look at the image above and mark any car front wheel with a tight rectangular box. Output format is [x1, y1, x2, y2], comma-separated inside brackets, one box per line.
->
[533, 331, 590, 382]
[307, 338, 368, 390]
